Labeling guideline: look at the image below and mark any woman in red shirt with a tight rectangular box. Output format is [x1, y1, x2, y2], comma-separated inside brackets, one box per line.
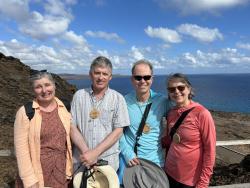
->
[163, 73, 216, 188]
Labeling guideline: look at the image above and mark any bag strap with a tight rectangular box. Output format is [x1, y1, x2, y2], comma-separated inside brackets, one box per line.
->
[134, 102, 152, 155]
[24, 99, 70, 121]
[169, 107, 195, 140]
[24, 101, 35, 121]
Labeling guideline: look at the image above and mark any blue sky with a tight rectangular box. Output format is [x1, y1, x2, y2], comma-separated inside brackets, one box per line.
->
[1, 0, 250, 75]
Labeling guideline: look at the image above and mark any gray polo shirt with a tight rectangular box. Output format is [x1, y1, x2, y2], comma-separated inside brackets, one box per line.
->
[71, 87, 130, 170]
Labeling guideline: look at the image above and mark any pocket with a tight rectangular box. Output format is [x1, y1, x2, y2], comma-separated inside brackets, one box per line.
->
[99, 109, 114, 127]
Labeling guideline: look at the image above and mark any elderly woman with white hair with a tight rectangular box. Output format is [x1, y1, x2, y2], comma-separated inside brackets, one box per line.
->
[14, 71, 87, 188]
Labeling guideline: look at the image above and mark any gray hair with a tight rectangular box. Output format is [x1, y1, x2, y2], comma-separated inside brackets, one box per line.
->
[131, 59, 153, 75]
[167, 73, 195, 99]
[90, 56, 112, 73]
[30, 71, 55, 87]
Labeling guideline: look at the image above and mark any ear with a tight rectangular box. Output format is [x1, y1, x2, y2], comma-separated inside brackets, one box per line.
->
[130, 75, 134, 83]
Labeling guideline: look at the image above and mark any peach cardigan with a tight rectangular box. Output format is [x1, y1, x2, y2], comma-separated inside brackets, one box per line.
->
[14, 97, 73, 188]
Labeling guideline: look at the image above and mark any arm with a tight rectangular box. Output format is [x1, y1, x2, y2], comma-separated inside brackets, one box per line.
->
[196, 110, 216, 188]
[14, 107, 39, 187]
[70, 124, 89, 154]
[119, 131, 139, 166]
[80, 127, 123, 167]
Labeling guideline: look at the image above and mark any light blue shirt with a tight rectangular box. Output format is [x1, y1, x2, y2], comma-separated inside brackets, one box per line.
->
[119, 89, 170, 167]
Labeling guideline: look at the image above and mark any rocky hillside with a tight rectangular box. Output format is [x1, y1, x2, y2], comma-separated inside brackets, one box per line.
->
[0, 52, 76, 149]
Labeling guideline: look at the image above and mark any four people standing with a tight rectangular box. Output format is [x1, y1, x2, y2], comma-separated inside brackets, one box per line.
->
[15, 57, 216, 188]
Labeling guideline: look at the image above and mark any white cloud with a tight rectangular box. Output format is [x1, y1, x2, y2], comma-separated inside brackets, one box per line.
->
[19, 12, 71, 39]
[0, 0, 73, 40]
[155, 0, 250, 15]
[178, 48, 250, 69]
[1, 38, 250, 74]
[44, 0, 73, 18]
[177, 24, 223, 42]
[0, 0, 30, 21]
[85, 30, 125, 43]
[145, 26, 181, 43]
[97, 50, 110, 58]
[129, 46, 144, 60]
[62, 30, 89, 52]
[236, 42, 250, 50]
[0, 39, 94, 73]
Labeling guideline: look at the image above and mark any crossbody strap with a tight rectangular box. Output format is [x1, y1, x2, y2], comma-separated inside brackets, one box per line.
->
[134, 102, 152, 155]
[169, 107, 195, 140]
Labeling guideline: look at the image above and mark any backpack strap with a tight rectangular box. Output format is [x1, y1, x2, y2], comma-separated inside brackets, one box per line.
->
[60, 98, 71, 112]
[24, 101, 35, 121]
[24, 98, 70, 121]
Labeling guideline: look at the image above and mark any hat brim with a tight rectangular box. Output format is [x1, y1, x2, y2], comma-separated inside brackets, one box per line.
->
[73, 165, 120, 188]
[123, 158, 169, 188]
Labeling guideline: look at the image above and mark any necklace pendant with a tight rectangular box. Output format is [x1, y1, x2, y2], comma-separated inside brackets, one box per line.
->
[89, 108, 100, 119]
[143, 123, 151, 134]
[173, 133, 181, 143]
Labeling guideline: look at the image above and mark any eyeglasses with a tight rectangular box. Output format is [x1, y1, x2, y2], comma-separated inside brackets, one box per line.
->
[168, 85, 186, 93]
[30, 69, 47, 76]
[133, 75, 152, 81]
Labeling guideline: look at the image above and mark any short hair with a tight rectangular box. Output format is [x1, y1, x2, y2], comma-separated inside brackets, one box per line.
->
[30, 71, 55, 87]
[131, 59, 153, 75]
[90, 56, 112, 73]
[167, 73, 195, 99]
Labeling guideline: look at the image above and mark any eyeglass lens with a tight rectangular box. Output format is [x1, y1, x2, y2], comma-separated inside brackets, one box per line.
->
[168, 85, 186, 93]
[133, 75, 152, 81]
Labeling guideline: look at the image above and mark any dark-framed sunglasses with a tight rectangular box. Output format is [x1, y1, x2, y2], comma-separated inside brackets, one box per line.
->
[133, 75, 152, 81]
[30, 69, 47, 76]
[168, 85, 186, 93]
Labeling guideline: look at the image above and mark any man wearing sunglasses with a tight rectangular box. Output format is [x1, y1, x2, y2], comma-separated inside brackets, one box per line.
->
[118, 60, 171, 184]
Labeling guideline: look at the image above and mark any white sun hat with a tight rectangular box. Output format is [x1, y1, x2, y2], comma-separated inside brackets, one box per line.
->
[73, 164, 120, 188]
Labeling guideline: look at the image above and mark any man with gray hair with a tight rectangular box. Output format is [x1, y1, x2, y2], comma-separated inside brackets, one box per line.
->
[70, 56, 130, 171]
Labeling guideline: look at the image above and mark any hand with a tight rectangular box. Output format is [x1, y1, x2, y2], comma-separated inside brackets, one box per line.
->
[80, 149, 99, 168]
[128, 157, 140, 166]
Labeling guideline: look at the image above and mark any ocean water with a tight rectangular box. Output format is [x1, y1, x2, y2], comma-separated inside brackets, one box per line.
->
[67, 74, 250, 113]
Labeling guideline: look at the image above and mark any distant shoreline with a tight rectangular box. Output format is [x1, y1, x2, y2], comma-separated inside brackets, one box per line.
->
[59, 73, 129, 80]
[59, 73, 250, 80]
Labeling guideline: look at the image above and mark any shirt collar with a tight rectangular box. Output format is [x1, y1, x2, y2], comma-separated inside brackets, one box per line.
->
[33, 97, 64, 109]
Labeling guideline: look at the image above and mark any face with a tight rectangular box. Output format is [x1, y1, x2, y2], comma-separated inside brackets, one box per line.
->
[132, 63, 153, 96]
[33, 77, 55, 103]
[167, 80, 191, 107]
[90, 66, 112, 92]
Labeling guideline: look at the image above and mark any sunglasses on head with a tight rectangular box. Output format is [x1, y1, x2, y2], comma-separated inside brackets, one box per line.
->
[168, 85, 186, 93]
[30, 69, 47, 76]
[133, 75, 152, 81]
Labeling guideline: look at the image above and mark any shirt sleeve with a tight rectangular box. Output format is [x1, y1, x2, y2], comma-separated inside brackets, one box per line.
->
[112, 94, 130, 128]
[14, 106, 39, 187]
[119, 131, 136, 163]
[196, 109, 216, 188]
[70, 91, 79, 127]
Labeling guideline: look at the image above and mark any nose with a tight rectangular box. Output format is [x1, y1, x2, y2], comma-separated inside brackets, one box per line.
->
[41, 86, 47, 93]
